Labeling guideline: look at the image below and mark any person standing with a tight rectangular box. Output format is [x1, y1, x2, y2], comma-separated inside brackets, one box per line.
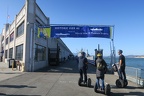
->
[78, 52, 88, 84]
[118, 49, 126, 80]
[95, 53, 107, 90]
[75, 56, 79, 64]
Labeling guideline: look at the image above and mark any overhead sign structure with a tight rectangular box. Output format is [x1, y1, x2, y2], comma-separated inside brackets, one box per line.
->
[37, 25, 113, 39]
[50, 25, 112, 39]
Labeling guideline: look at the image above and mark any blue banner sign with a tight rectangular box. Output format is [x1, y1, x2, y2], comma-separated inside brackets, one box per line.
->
[51, 25, 112, 38]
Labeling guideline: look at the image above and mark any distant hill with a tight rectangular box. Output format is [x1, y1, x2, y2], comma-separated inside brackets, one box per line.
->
[126, 55, 144, 58]
[73, 53, 144, 58]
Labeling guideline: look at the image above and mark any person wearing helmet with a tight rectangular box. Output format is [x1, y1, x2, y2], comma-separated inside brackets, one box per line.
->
[78, 52, 88, 84]
[118, 49, 126, 80]
[95, 53, 107, 91]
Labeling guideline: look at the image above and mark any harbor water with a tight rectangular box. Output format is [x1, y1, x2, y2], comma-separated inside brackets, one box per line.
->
[104, 57, 144, 79]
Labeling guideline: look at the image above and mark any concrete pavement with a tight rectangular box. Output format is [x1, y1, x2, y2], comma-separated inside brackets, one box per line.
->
[0, 62, 25, 82]
[0, 60, 144, 96]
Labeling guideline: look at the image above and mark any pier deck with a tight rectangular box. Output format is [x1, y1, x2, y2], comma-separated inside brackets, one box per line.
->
[0, 60, 144, 96]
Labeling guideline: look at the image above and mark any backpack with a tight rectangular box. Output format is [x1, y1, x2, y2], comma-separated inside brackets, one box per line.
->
[97, 61, 105, 70]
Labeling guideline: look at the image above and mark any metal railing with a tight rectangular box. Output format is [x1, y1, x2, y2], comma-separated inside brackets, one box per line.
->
[88, 60, 144, 87]
[126, 66, 144, 87]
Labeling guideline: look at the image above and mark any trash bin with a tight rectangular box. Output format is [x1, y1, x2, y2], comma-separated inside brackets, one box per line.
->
[8, 58, 16, 68]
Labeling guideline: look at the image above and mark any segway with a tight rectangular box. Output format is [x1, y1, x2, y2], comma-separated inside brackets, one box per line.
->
[112, 64, 128, 88]
[94, 82, 111, 95]
[78, 77, 91, 87]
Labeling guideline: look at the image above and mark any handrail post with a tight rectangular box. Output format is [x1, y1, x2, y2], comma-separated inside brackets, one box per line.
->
[136, 68, 138, 86]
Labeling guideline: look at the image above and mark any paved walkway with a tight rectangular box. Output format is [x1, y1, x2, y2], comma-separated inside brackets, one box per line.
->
[0, 60, 144, 96]
[0, 62, 25, 82]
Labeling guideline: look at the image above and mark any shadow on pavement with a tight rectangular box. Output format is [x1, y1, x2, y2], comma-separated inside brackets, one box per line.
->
[0, 93, 6, 95]
[0, 72, 22, 74]
[111, 85, 144, 89]
[110, 91, 144, 96]
[36, 59, 97, 74]
[0, 94, 41, 96]
[79, 85, 94, 88]
[0, 85, 36, 88]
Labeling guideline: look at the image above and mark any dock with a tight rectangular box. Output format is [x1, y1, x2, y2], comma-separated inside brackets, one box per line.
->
[0, 59, 144, 96]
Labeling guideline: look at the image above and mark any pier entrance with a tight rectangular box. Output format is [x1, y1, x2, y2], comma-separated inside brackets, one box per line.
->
[39, 24, 116, 67]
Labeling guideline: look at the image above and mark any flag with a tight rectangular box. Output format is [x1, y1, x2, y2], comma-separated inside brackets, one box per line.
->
[38, 27, 51, 38]
[43, 27, 51, 38]
[7, 15, 10, 19]
[6, 15, 10, 23]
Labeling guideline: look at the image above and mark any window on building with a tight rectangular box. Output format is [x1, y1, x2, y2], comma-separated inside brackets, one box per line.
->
[16, 44, 23, 60]
[10, 32, 14, 42]
[34, 44, 46, 61]
[16, 22, 24, 37]
[9, 48, 13, 58]
[5, 50, 7, 58]
[6, 37, 8, 45]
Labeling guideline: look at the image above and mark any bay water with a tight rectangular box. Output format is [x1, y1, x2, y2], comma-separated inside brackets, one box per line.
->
[104, 57, 144, 69]
[104, 57, 144, 79]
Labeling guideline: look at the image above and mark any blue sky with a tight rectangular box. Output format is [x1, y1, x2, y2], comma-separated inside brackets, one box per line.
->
[0, 0, 144, 56]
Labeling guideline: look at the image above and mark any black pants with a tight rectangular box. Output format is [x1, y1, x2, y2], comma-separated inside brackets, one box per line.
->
[79, 68, 87, 83]
[118, 68, 126, 80]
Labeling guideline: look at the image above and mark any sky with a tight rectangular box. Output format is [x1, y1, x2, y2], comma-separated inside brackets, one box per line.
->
[0, 0, 144, 56]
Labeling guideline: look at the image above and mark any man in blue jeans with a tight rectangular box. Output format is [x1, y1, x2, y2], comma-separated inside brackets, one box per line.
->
[95, 53, 107, 90]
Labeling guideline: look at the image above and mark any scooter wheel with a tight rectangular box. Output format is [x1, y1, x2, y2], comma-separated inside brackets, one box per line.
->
[94, 83, 98, 92]
[116, 79, 124, 88]
[78, 78, 82, 86]
[105, 84, 111, 95]
[124, 79, 128, 87]
[87, 78, 91, 87]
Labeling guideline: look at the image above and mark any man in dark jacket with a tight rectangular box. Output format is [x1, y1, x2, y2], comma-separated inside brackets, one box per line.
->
[118, 49, 126, 80]
[95, 53, 107, 90]
[78, 52, 88, 84]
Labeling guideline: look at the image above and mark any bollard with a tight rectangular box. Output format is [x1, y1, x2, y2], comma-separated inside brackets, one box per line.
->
[21, 63, 25, 72]
[12, 61, 15, 71]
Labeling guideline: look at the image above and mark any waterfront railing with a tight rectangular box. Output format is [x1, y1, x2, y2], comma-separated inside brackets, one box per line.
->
[88, 59, 144, 87]
[126, 66, 144, 87]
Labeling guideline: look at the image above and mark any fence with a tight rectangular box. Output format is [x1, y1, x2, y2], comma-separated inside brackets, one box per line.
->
[126, 66, 144, 87]
[88, 60, 144, 87]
